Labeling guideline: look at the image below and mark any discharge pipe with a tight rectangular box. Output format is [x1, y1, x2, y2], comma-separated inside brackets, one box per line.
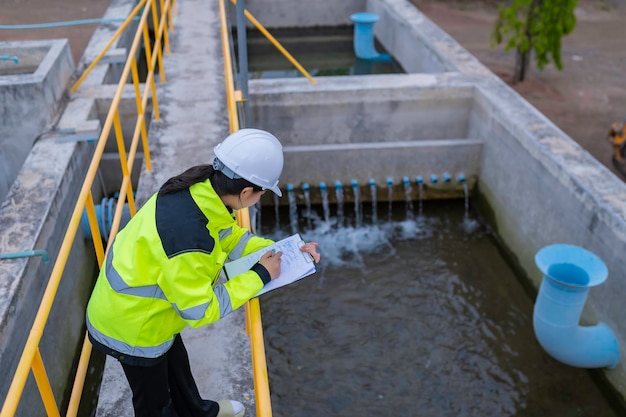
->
[533, 244, 620, 369]
[349, 12, 391, 62]
[0, 56, 19, 64]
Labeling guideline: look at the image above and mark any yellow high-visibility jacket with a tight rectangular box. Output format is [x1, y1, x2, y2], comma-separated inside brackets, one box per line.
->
[86, 179, 273, 360]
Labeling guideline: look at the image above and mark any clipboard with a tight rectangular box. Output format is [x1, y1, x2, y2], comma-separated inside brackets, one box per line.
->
[223, 233, 317, 297]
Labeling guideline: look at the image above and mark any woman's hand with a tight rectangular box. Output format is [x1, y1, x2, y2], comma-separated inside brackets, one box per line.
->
[258, 250, 282, 279]
[300, 242, 321, 263]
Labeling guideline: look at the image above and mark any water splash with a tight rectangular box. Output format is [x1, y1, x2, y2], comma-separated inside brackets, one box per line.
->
[287, 184, 298, 234]
[274, 193, 280, 232]
[463, 182, 469, 218]
[403, 176, 414, 221]
[387, 177, 393, 222]
[299, 224, 395, 270]
[254, 201, 262, 234]
[459, 178, 479, 233]
[320, 182, 330, 225]
[335, 181, 344, 228]
[369, 178, 378, 225]
[352, 180, 362, 228]
[416, 176, 424, 218]
[303, 182, 312, 231]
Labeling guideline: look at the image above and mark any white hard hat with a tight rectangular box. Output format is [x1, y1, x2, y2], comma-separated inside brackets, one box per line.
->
[213, 128, 284, 197]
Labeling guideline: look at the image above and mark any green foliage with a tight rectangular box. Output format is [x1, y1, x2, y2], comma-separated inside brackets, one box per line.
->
[492, 0, 578, 71]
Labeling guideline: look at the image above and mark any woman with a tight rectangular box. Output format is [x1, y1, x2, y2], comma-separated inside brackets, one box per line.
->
[86, 129, 320, 417]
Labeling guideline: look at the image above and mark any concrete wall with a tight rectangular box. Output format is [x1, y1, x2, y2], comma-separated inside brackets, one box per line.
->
[0, 39, 74, 204]
[469, 78, 626, 392]
[0, 139, 96, 416]
[249, 74, 481, 202]
[250, 75, 474, 144]
[234, 0, 366, 28]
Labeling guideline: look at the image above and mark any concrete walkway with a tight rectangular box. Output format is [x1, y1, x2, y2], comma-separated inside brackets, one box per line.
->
[95, 0, 258, 415]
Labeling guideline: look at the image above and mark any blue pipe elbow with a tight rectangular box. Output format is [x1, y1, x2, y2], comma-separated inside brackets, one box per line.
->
[533, 244, 620, 369]
[0, 55, 19, 64]
[350, 12, 392, 62]
[0, 250, 48, 263]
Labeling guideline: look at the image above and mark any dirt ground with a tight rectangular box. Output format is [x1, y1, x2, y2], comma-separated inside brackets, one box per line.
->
[2, 0, 626, 179]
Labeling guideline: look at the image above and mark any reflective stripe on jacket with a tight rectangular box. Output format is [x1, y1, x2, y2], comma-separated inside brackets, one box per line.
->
[86, 179, 273, 359]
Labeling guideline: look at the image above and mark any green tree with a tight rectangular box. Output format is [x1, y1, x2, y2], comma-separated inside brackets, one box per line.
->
[491, 0, 578, 84]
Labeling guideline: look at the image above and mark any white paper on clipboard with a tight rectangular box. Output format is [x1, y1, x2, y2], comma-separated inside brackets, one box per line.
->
[223, 233, 316, 297]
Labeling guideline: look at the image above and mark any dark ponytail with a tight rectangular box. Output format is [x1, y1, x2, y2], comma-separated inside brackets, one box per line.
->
[159, 164, 263, 196]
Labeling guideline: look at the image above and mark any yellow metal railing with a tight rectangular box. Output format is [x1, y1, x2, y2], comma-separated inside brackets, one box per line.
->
[0, 0, 174, 414]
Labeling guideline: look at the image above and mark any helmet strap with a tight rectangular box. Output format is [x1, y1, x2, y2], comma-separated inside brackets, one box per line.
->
[213, 157, 242, 180]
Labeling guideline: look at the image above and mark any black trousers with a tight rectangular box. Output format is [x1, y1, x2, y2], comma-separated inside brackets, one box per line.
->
[120, 334, 219, 417]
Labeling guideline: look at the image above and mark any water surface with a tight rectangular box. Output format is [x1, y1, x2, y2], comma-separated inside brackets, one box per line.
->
[258, 201, 620, 417]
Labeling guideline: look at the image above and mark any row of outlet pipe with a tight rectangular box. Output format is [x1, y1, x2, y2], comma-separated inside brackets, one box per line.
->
[286, 172, 467, 193]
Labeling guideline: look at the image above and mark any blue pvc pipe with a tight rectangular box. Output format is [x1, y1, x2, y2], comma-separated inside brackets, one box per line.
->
[0, 18, 137, 30]
[81, 198, 131, 241]
[0, 56, 19, 64]
[349, 12, 392, 62]
[0, 250, 49, 263]
[533, 244, 620, 369]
